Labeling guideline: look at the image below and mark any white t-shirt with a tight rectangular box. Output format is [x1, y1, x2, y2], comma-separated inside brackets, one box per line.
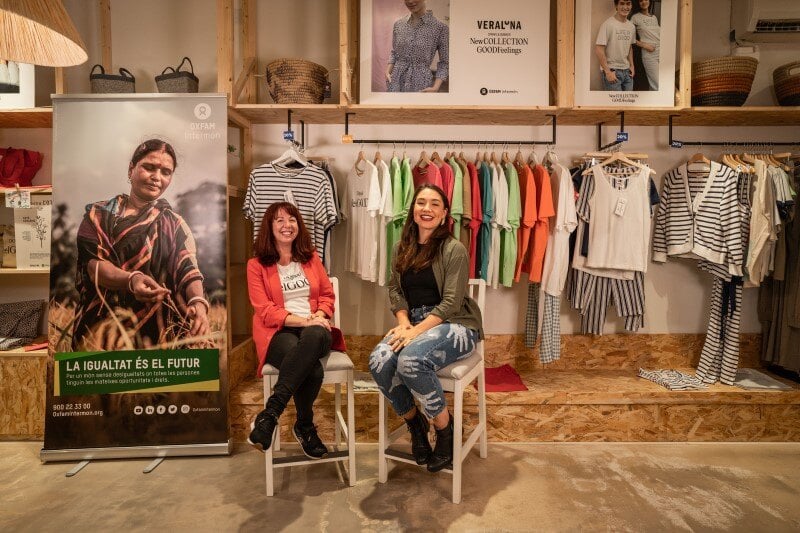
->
[488, 162, 509, 289]
[344, 159, 382, 282]
[278, 261, 312, 317]
[596, 16, 636, 70]
[376, 159, 394, 286]
[630, 12, 660, 49]
[541, 164, 578, 296]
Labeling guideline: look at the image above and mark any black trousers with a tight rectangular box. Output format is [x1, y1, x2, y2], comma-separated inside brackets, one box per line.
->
[264, 325, 332, 429]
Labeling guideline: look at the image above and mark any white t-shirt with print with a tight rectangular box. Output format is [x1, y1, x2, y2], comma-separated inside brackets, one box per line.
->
[596, 16, 636, 70]
[344, 159, 382, 282]
[630, 12, 660, 49]
[278, 261, 312, 317]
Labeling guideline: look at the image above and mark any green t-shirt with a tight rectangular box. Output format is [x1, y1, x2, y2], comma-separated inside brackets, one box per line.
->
[500, 162, 522, 287]
[448, 157, 464, 240]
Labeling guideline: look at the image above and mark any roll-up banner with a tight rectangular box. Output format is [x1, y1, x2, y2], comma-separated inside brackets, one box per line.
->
[42, 95, 230, 461]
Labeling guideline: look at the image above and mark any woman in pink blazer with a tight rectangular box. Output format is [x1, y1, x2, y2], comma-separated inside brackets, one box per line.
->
[246, 201, 336, 459]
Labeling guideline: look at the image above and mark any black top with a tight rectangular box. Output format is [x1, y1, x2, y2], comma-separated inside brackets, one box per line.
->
[401, 265, 440, 309]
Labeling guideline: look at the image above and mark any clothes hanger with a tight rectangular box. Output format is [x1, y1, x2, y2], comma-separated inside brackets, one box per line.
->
[416, 144, 431, 169]
[431, 143, 444, 166]
[527, 145, 539, 166]
[501, 143, 511, 165]
[354, 145, 366, 174]
[374, 142, 383, 164]
[686, 151, 711, 173]
[514, 143, 525, 167]
[271, 142, 308, 167]
[584, 151, 655, 176]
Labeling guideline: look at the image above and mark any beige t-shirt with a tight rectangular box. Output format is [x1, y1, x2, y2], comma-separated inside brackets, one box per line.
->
[596, 16, 636, 70]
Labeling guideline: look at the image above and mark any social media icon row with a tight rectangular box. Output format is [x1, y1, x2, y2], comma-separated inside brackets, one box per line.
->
[133, 404, 190, 415]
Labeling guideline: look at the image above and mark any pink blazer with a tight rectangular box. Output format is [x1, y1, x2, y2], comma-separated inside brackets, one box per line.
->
[247, 253, 337, 376]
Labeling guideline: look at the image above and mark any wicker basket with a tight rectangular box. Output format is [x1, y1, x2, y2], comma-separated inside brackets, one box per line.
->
[265, 59, 328, 104]
[773, 61, 800, 106]
[691, 56, 757, 107]
[89, 64, 135, 93]
[155, 57, 199, 93]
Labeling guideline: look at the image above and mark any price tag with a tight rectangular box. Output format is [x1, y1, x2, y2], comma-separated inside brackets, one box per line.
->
[5, 190, 31, 208]
[341, 134, 354, 144]
[324, 81, 332, 99]
[616, 132, 629, 143]
[670, 140, 683, 148]
[282, 130, 295, 141]
[614, 197, 628, 217]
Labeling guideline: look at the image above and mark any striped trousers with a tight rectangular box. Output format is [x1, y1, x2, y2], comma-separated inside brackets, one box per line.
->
[696, 277, 742, 385]
[569, 269, 645, 335]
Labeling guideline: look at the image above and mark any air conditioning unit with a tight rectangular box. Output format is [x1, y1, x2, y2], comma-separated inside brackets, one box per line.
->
[732, 0, 800, 42]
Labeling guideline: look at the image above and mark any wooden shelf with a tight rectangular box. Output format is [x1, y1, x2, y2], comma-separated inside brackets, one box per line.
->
[0, 267, 49, 275]
[346, 105, 560, 126]
[233, 104, 344, 125]
[0, 346, 47, 356]
[0, 108, 53, 128]
[559, 106, 800, 127]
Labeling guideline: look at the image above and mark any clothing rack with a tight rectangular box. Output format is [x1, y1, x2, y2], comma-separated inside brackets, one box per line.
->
[597, 111, 626, 152]
[668, 114, 800, 148]
[342, 112, 557, 146]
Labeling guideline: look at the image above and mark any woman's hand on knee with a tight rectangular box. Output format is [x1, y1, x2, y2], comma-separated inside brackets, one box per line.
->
[386, 324, 421, 351]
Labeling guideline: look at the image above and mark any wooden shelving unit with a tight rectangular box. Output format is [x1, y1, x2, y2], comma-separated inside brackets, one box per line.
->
[0, 268, 50, 275]
[0, 108, 53, 128]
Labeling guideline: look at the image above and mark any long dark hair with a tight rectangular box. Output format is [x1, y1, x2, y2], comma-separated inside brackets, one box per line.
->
[253, 202, 314, 266]
[395, 184, 452, 273]
[129, 139, 177, 173]
[631, 0, 655, 16]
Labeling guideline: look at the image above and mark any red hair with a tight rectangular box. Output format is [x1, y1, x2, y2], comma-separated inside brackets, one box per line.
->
[253, 202, 314, 266]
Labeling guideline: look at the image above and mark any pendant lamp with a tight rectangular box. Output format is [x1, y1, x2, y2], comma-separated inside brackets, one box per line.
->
[0, 0, 87, 67]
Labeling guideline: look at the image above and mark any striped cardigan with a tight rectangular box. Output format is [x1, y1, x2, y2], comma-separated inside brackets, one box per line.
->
[652, 162, 744, 276]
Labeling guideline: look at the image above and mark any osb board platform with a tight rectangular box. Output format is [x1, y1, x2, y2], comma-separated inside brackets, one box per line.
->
[0, 354, 47, 439]
[341, 333, 763, 371]
[230, 368, 800, 443]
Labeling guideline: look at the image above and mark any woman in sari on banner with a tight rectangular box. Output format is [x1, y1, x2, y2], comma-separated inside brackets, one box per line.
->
[72, 139, 209, 350]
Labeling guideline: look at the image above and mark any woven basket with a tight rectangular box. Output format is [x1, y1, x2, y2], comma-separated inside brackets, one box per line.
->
[266, 59, 328, 104]
[89, 64, 135, 93]
[691, 56, 757, 107]
[773, 61, 800, 106]
[155, 57, 199, 93]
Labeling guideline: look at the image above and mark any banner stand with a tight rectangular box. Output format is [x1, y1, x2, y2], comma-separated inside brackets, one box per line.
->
[40, 440, 233, 463]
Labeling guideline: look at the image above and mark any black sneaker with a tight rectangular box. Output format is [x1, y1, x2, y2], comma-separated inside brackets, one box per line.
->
[293, 423, 329, 459]
[247, 410, 278, 452]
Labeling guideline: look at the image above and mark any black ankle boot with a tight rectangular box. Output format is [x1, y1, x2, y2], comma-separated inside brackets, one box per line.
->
[405, 410, 432, 465]
[427, 416, 454, 472]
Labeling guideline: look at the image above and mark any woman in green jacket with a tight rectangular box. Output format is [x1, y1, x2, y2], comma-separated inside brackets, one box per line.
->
[369, 183, 483, 473]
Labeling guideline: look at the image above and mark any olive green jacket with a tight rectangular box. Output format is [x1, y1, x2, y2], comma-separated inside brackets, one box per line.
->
[388, 237, 484, 339]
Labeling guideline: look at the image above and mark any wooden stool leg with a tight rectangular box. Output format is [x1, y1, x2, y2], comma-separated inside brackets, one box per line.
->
[347, 371, 356, 486]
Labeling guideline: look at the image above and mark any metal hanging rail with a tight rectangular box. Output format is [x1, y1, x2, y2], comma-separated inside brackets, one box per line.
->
[342, 112, 558, 146]
[597, 111, 626, 151]
[284, 109, 306, 150]
[668, 114, 800, 148]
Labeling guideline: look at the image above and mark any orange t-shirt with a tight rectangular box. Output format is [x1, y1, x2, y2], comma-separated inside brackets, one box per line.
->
[514, 162, 537, 282]
[521, 164, 555, 282]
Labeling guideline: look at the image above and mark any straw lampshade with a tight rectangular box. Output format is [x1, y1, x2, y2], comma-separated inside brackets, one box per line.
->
[0, 0, 87, 66]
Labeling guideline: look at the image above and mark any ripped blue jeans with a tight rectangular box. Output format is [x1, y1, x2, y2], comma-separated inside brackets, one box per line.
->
[369, 306, 480, 419]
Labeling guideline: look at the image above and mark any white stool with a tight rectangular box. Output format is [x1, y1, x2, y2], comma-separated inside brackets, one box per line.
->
[377, 279, 488, 504]
[260, 277, 356, 496]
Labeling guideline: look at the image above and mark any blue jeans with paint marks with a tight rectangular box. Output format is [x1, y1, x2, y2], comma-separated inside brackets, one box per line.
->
[369, 306, 480, 419]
